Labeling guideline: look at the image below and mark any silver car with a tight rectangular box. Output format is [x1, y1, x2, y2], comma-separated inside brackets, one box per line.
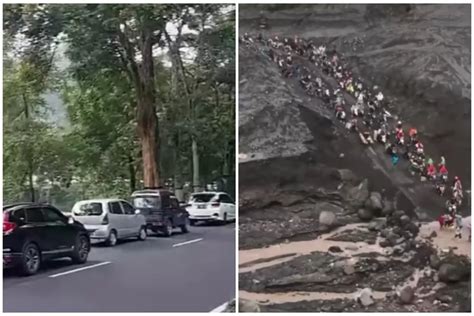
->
[71, 199, 147, 246]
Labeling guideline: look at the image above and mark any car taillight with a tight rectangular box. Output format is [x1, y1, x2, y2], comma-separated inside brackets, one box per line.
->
[211, 202, 220, 207]
[101, 214, 109, 225]
[3, 213, 17, 235]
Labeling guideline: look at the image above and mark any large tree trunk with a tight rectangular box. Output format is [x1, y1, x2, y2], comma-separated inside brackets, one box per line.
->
[22, 93, 35, 202]
[118, 22, 160, 188]
[192, 137, 202, 192]
[138, 115, 159, 188]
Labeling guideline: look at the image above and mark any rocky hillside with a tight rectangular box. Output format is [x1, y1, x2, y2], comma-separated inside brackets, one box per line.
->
[238, 4, 471, 312]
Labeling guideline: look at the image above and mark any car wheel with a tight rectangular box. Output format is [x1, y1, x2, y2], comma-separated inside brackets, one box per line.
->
[105, 230, 118, 247]
[189, 219, 197, 226]
[222, 212, 228, 224]
[137, 227, 147, 241]
[180, 218, 189, 233]
[162, 220, 173, 237]
[71, 234, 90, 264]
[20, 243, 41, 276]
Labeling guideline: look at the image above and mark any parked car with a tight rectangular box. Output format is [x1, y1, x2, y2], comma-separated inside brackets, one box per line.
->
[185, 192, 236, 225]
[71, 199, 147, 246]
[3, 202, 90, 276]
[131, 189, 189, 236]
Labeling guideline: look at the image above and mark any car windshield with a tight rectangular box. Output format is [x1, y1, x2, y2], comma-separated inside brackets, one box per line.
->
[72, 202, 103, 216]
[133, 196, 161, 208]
[190, 194, 216, 203]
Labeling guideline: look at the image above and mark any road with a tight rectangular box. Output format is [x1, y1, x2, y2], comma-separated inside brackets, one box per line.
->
[3, 223, 236, 312]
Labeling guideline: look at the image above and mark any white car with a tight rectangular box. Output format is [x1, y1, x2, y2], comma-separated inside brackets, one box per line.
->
[186, 192, 236, 225]
[71, 199, 147, 246]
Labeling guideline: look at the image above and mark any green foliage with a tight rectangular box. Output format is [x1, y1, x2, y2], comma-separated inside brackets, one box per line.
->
[3, 4, 235, 203]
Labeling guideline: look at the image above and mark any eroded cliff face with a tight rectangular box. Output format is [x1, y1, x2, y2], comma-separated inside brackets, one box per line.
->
[240, 3, 470, 185]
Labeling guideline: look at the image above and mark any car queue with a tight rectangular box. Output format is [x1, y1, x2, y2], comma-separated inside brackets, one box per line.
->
[3, 189, 235, 276]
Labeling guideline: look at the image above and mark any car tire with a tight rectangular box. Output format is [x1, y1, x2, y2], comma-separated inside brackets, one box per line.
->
[180, 218, 189, 233]
[162, 220, 173, 237]
[137, 226, 147, 241]
[71, 234, 90, 264]
[189, 219, 197, 226]
[105, 230, 118, 247]
[222, 212, 228, 224]
[19, 242, 41, 276]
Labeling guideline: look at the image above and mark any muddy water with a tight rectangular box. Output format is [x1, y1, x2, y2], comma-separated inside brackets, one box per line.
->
[239, 289, 388, 304]
[239, 218, 470, 305]
[239, 223, 387, 270]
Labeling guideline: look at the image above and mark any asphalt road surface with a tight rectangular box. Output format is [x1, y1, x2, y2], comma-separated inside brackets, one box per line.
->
[3, 223, 236, 312]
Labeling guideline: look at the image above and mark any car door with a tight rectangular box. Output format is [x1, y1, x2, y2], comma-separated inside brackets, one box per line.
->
[220, 194, 235, 219]
[170, 197, 185, 226]
[108, 201, 125, 238]
[120, 201, 139, 236]
[23, 207, 55, 253]
[41, 206, 75, 252]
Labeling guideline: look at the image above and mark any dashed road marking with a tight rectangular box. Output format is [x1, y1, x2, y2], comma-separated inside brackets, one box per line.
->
[210, 301, 230, 312]
[172, 238, 203, 248]
[49, 261, 111, 278]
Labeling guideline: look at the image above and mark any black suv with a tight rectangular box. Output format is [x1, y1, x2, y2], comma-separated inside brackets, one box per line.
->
[3, 203, 90, 275]
[131, 189, 189, 236]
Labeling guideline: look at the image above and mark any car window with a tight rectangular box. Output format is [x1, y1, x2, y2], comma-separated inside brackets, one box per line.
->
[219, 194, 234, 204]
[121, 202, 135, 215]
[72, 202, 103, 216]
[133, 196, 161, 209]
[11, 209, 26, 222]
[109, 202, 123, 215]
[170, 198, 179, 208]
[190, 194, 217, 203]
[42, 207, 65, 223]
[25, 208, 46, 223]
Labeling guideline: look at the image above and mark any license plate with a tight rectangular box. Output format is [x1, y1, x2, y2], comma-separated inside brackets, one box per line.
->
[198, 205, 206, 209]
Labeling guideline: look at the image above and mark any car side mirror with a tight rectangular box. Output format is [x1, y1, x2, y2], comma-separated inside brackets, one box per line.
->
[135, 209, 140, 215]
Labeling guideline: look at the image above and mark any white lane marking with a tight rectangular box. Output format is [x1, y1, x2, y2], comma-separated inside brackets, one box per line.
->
[210, 301, 230, 313]
[49, 261, 111, 278]
[172, 238, 203, 248]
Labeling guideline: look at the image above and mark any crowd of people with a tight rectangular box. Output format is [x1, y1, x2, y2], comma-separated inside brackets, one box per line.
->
[240, 32, 469, 240]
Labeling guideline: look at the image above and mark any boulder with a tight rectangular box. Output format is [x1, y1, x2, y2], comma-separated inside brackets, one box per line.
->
[329, 246, 343, 253]
[437, 295, 452, 304]
[365, 192, 383, 214]
[387, 232, 401, 246]
[400, 215, 410, 227]
[382, 200, 395, 216]
[358, 288, 374, 306]
[358, 208, 374, 221]
[379, 239, 391, 248]
[338, 169, 357, 183]
[344, 264, 355, 275]
[380, 228, 391, 238]
[438, 263, 470, 283]
[399, 286, 415, 304]
[319, 211, 337, 227]
[239, 299, 261, 312]
[405, 222, 420, 237]
[430, 254, 441, 270]
[368, 221, 379, 231]
[348, 179, 370, 207]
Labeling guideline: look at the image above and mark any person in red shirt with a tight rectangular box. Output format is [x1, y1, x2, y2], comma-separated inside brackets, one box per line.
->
[438, 164, 448, 182]
[396, 128, 404, 145]
[426, 162, 437, 179]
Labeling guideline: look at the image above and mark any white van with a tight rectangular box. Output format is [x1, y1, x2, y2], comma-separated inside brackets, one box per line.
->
[71, 199, 147, 246]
